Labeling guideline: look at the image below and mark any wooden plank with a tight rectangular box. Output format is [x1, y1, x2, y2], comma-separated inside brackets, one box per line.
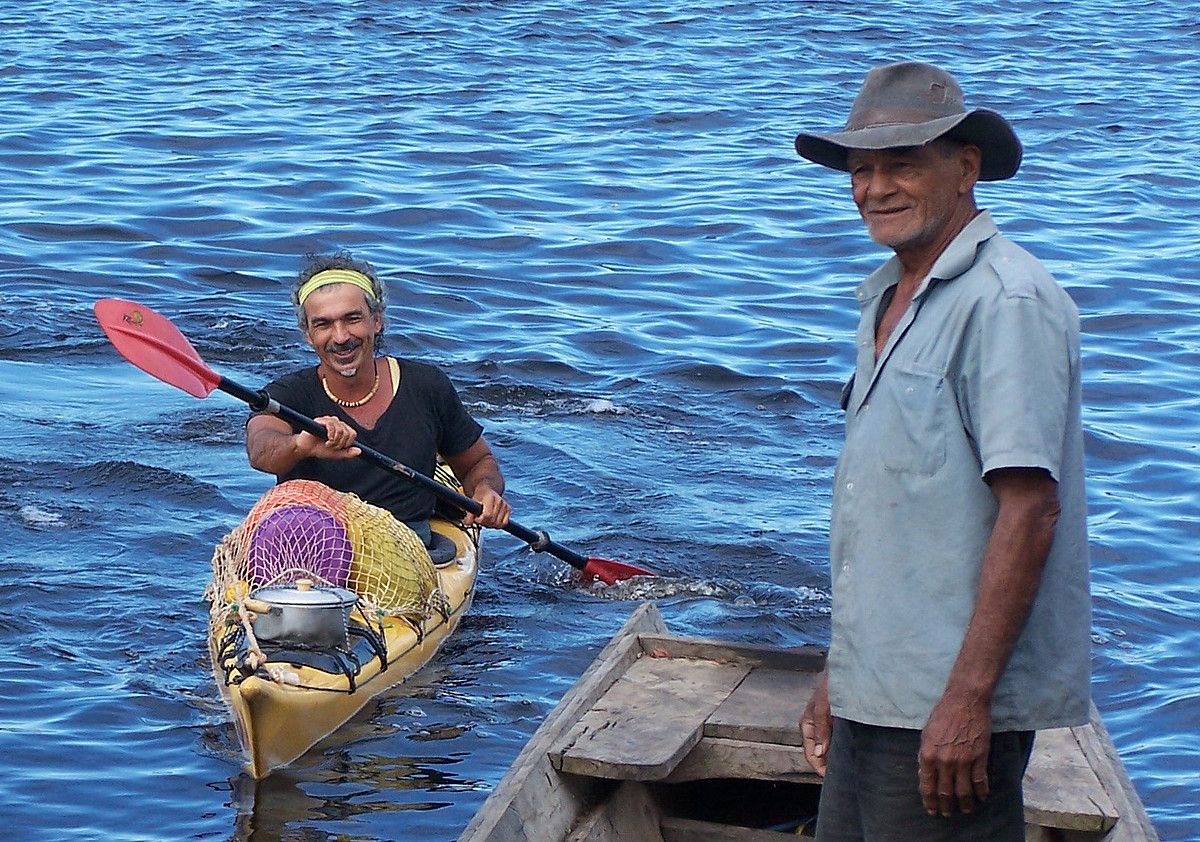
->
[705, 666, 819, 747]
[637, 634, 826, 673]
[1072, 703, 1160, 842]
[460, 603, 669, 842]
[565, 780, 665, 842]
[660, 816, 797, 842]
[553, 653, 751, 780]
[664, 736, 822, 785]
[1023, 725, 1118, 832]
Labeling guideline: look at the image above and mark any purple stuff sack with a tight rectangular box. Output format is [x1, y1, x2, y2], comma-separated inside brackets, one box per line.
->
[247, 504, 352, 587]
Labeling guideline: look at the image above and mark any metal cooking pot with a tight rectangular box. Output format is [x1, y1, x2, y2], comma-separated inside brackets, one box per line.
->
[243, 579, 359, 648]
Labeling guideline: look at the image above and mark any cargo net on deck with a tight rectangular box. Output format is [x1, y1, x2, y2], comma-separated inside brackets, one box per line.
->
[208, 479, 444, 628]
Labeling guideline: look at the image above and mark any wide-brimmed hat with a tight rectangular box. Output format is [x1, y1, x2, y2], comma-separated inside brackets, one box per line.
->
[794, 61, 1022, 181]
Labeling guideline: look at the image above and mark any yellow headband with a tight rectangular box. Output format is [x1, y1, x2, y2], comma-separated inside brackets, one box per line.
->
[297, 269, 377, 306]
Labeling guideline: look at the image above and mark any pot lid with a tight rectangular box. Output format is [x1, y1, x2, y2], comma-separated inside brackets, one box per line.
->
[251, 578, 358, 608]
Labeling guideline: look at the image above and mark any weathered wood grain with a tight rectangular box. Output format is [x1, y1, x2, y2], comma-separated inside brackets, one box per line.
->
[636, 634, 826, 673]
[552, 652, 750, 780]
[1068, 703, 1160, 841]
[1023, 724, 1118, 832]
[565, 780, 665, 842]
[705, 666, 819, 747]
[664, 736, 821, 785]
[660, 816, 799, 842]
[459, 603, 668, 842]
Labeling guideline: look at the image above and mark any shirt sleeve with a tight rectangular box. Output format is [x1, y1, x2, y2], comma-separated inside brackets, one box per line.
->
[250, 369, 318, 430]
[960, 280, 1073, 481]
[431, 367, 484, 457]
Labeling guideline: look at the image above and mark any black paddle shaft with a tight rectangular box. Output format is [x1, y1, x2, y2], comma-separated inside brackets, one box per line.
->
[224, 376, 593, 572]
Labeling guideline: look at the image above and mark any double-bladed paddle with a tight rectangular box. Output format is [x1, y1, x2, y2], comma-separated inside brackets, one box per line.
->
[94, 298, 655, 585]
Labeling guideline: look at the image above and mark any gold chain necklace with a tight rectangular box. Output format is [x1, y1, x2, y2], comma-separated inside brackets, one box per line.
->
[321, 363, 380, 408]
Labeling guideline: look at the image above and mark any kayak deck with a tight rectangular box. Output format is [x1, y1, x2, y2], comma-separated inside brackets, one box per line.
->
[461, 603, 1158, 841]
[211, 518, 479, 778]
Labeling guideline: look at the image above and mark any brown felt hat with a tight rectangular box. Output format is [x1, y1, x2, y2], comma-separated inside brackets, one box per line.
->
[794, 61, 1022, 181]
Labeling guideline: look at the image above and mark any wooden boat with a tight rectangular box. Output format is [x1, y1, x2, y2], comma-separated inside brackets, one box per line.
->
[210, 514, 479, 778]
[461, 603, 1158, 842]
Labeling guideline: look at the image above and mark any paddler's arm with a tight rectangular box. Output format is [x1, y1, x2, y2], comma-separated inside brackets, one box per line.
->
[445, 436, 510, 528]
[246, 413, 361, 476]
[918, 466, 1060, 818]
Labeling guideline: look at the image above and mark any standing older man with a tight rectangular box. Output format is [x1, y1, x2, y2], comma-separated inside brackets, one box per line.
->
[247, 251, 511, 557]
[794, 63, 1091, 839]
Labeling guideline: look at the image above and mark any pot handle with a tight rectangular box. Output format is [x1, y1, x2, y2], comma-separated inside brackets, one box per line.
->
[242, 597, 274, 615]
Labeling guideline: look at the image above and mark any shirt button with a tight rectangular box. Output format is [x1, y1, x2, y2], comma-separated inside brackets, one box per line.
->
[862, 403, 869, 411]
[845, 482, 854, 491]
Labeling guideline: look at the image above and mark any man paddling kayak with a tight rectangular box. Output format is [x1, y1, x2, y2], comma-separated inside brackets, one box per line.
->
[246, 251, 511, 554]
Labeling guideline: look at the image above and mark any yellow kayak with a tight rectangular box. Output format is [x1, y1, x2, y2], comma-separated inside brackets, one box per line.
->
[206, 473, 480, 778]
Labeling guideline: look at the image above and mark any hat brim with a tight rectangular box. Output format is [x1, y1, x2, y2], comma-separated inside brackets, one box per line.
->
[794, 108, 1022, 181]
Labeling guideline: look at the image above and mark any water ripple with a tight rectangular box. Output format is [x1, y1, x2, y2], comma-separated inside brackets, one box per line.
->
[0, 0, 1196, 838]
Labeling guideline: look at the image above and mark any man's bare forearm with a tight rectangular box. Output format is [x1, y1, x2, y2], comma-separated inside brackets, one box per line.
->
[461, 453, 504, 499]
[247, 422, 306, 476]
[944, 467, 1061, 702]
[445, 437, 509, 527]
[246, 414, 359, 476]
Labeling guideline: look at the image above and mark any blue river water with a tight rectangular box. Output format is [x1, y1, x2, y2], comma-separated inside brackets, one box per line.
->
[1, 1, 1197, 839]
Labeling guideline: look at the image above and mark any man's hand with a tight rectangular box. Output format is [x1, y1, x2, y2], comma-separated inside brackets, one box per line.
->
[800, 669, 832, 776]
[465, 483, 511, 529]
[446, 437, 509, 529]
[918, 689, 991, 816]
[303, 415, 361, 460]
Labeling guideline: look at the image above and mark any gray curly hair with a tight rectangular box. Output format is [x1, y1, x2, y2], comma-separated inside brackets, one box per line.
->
[291, 250, 387, 347]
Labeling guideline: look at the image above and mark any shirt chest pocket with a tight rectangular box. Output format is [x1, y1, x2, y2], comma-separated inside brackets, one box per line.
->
[879, 367, 946, 476]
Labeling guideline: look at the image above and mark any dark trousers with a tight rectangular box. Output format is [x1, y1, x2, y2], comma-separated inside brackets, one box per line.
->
[815, 718, 1035, 842]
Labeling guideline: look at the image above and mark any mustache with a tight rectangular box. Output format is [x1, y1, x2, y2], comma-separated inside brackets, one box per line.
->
[326, 339, 362, 354]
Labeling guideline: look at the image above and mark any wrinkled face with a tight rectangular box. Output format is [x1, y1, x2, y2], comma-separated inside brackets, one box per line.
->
[847, 141, 980, 255]
[301, 283, 382, 378]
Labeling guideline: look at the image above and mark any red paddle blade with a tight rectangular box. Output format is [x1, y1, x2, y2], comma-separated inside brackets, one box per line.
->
[581, 557, 656, 586]
[94, 299, 220, 399]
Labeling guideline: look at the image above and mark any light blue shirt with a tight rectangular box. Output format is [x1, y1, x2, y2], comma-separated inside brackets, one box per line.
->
[828, 211, 1091, 731]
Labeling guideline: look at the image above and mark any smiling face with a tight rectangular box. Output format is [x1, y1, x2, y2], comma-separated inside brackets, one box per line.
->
[847, 139, 981, 262]
[301, 283, 383, 379]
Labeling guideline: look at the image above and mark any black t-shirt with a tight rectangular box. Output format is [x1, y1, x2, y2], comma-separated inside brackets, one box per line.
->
[258, 358, 483, 524]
